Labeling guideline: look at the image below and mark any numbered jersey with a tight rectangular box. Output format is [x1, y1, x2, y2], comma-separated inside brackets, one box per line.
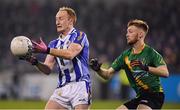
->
[48, 28, 90, 87]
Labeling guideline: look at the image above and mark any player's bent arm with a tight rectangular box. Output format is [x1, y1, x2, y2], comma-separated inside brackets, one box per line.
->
[148, 65, 169, 78]
[35, 55, 55, 75]
[49, 43, 82, 60]
[97, 67, 115, 80]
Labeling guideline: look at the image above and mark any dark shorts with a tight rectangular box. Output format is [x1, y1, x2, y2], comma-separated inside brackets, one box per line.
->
[124, 92, 164, 109]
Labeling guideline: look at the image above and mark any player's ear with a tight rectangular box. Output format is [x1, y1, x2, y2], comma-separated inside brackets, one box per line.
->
[138, 31, 143, 39]
[68, 17, 73, 25]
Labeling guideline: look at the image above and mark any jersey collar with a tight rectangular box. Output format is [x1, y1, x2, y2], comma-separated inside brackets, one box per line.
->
[132, 43, 146, 55]
[58, 27, 75, 41]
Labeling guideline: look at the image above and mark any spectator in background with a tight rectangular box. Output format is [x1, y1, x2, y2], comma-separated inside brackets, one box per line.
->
[163, 46, 177, 73]
[0, 0, 180, 73]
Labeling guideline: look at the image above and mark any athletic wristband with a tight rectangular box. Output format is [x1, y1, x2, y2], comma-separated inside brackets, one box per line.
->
[31, 58, 39, 65]
[144, 65, 149, 71]
[46, 47, 50, 54]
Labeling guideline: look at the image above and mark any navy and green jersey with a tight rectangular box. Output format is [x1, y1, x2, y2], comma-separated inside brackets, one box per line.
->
[111, 44, 166, 96]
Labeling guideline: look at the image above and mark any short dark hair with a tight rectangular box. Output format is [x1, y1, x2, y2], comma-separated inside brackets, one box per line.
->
[128, 19, 149, 34]
[59, 7, 77, 25]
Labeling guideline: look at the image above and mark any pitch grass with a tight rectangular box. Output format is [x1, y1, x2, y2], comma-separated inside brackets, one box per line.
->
[0, 100, 179, 109]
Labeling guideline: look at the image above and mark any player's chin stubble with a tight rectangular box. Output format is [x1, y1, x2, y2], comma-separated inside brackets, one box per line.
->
[127, 39, 138, 45]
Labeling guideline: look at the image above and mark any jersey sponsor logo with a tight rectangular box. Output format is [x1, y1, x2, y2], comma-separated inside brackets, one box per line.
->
[133, 70, 149, 78]
[79, 98, 87, 102]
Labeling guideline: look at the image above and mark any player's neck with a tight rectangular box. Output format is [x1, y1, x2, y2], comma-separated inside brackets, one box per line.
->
[61, 26, 73, 38]
[132, 42, 145, 54]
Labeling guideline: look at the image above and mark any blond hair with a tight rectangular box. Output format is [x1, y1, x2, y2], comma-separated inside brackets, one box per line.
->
[59, 7, 77, 25]
[128, 19, 149, 34]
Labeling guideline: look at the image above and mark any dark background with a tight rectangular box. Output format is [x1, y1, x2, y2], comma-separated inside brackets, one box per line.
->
[0, 0, 179, 102]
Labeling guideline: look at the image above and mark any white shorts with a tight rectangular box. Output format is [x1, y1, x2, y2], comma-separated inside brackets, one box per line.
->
[49, 81, 91, 108]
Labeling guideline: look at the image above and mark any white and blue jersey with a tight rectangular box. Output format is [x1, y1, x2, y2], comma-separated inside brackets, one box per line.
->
[48, 28, 90, 88]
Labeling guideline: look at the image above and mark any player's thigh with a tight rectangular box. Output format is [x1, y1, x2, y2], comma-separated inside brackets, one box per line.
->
[45, 100, 67, 110]
[137, 104, 152, 110]
[123, 97, 139, 109]
[116, 104, 128, 110]
[74, 104, 90, 110]
[139, 92, 164, 109]
[71, 81, 91, 108]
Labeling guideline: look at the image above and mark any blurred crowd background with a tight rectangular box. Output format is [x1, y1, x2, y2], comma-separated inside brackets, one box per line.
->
[0, 0, 180, 101]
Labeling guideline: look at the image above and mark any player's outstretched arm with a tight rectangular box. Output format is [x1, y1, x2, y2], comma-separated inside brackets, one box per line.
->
[49, 43, 82, 60]
[148, 65, 169, 78]
[19, 55, 53, 75]
[35, 54, 55, 75]
[35, 61, 52, 75]
[32, 37, 82, 60]
[98, 67, 115, 80]
[130, 60, 169, 78]
[90, 58, 115, 80]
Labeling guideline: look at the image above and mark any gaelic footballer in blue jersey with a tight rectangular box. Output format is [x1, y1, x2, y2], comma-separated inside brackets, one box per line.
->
[21, 7, 91, 110]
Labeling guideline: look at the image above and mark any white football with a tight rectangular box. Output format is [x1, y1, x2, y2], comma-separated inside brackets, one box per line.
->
[10, 36, 32, 56]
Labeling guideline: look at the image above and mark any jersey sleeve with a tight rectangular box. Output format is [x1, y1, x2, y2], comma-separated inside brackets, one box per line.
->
[152, 50, 166, 67]
[111, 54, 124, 71]
[73, 32, 87, 47]
[48, 40, 57, 48]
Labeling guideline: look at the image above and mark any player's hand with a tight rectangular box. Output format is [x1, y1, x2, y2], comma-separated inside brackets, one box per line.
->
[31, 37, 50, 54]
[19, 55, 38, 65]
[130, 60, 149, 71]
[89, 58, 102, 72]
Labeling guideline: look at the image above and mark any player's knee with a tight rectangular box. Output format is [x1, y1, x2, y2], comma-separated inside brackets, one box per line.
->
[137, 104, 152, 110]
[116, 104, 128, 110]
[74, 104, 89, 110]
[45, 100, 66, 110]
